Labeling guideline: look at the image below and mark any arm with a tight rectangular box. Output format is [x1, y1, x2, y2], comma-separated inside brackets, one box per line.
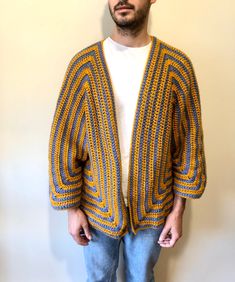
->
[171, 194, 186, 215]
[171, 56, 207, 199]
[48, 54, 87, 210]
[158, 55, 207, 247]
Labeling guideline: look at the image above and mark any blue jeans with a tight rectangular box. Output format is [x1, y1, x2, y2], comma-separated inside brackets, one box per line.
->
[83, 207, 164, 282]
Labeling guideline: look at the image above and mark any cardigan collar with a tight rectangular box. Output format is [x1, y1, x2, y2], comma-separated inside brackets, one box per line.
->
[92, 35, 161, 209]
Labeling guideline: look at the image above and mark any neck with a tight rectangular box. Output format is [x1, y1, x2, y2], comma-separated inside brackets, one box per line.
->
[110, 26, 151, 48]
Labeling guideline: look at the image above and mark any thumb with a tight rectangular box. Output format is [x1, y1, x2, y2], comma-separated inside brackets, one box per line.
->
[159, 225, 170, 242]
[83, 224, 92, 240]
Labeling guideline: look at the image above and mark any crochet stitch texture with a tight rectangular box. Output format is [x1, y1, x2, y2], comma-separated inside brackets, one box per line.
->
[48, 35, 207, 239]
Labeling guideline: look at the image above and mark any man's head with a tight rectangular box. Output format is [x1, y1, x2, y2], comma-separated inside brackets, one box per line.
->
[108, 0, 156, 35]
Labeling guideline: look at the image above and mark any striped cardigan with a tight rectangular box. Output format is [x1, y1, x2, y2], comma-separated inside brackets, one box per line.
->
[48, 35, 207, 239]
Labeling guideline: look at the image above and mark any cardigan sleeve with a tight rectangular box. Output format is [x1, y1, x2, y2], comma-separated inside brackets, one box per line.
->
[171, 56, 207, 199]
[48, 55, 86, 210]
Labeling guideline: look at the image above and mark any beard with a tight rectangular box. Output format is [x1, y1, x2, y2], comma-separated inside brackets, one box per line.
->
[108, 1, 151, 33]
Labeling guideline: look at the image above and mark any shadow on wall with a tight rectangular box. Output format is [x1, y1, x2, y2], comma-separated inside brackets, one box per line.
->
[101, 2, 115, 39]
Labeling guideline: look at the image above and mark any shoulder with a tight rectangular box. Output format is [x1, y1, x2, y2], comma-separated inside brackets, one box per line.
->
[67, 40, 100, 68]
[157, 37, 195, 75]
[59, 41, 100, 80]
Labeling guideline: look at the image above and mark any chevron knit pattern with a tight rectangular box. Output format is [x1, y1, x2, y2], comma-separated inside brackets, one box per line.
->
[48, 35, 207, 239]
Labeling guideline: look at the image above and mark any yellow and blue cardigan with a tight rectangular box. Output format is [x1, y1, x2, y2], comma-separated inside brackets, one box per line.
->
[48, 35, 207, 239]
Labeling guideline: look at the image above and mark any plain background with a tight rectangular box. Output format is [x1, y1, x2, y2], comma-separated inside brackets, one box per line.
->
[1, 0, 235, 281]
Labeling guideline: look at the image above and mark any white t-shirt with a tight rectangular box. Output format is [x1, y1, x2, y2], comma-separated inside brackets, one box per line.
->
[102, 36, 152, 207]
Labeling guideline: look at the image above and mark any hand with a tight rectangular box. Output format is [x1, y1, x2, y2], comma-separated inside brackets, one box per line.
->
[157, 210, 183, 248]
[68, 207, 92, 246]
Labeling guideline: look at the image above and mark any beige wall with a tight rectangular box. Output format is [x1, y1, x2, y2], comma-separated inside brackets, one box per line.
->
[1, 0, 235, 281]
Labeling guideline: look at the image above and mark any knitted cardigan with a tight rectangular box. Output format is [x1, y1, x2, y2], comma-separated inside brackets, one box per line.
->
[48, 35, 207, 239]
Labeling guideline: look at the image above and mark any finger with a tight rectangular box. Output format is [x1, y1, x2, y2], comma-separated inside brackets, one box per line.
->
[159, 242, 172, 248]
[72, 234, 89, 246]
[158, 236, 174, 247]
[168, 231, 180, 247]
[162, 231, 178, 248]
[158, 232, 174, 247]
[82, 224, 92, 240]
[79, 228, 90, 242]
[158, 239, 171, 247]
[158, 238, 171, 243]
[70, 226, 90, 246]
[158, 226, 171, 242]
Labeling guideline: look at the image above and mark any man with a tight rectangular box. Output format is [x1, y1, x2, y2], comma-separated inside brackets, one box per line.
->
[48, 0, 207, 281]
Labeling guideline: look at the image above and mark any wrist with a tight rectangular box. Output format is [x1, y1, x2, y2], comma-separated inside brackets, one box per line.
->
[171, 194, 186, 215]
[68, 206, 80, 213]
[171, 206, 185, 216]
